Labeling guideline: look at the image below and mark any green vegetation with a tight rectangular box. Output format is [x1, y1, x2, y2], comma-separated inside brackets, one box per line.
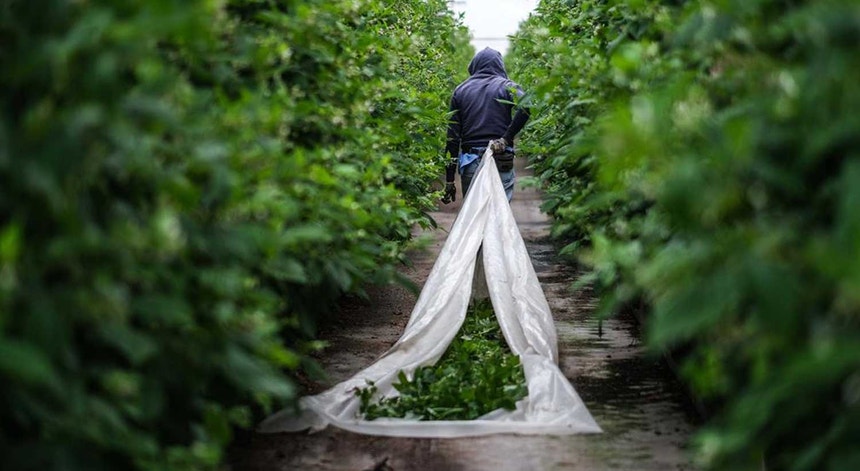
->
[357, 299, 528, 421]
[0, 0, 470, 469]
[509, 0, 860, 469]
[9, 0, 857, 467]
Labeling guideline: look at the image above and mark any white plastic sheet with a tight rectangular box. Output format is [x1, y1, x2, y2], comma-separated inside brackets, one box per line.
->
[259, 149, 601, 437]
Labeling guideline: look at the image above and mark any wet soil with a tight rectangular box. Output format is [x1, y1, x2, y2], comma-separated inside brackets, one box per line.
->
[228, 159, 697, 470]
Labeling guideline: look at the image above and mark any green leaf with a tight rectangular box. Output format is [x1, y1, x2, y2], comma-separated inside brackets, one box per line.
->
[262, 258, 308, 283]
[0, 337, 59, 388]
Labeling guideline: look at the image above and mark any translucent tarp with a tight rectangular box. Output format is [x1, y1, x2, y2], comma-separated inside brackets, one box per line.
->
[259, 149, 601, 437]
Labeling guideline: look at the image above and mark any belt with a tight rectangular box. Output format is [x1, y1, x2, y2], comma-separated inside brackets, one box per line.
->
[468, 146, 514, 155]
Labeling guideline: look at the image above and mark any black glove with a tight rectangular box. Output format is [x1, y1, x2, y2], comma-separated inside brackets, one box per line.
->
[442, 182, 456, 204]
[489, 138, 508, 154]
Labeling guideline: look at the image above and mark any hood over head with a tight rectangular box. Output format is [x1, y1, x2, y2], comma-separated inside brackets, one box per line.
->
[468, 47, 508, 78]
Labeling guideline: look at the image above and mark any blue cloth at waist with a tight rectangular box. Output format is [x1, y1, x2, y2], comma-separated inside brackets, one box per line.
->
[458, 152, 481, 173]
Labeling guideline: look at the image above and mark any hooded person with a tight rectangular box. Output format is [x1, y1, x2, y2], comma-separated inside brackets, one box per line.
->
[442, 47, 530, 203]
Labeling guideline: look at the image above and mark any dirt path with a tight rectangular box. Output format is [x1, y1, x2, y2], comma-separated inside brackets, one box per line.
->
[228, 159, 696, 470]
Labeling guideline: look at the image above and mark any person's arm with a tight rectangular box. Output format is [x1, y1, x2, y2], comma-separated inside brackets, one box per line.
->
[502, 106, 530, 145]
[502, 84, 529, 145]
[445, 96, 460, 183]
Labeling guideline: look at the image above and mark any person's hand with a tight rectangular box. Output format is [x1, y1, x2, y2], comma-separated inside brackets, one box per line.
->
[489, 138, 508, 154]
[442, 182, 456, 204]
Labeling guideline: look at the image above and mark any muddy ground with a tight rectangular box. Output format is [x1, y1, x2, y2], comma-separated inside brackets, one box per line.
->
[228, 159, 697, 470]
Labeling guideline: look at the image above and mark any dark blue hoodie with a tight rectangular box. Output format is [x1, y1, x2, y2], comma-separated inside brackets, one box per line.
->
[445, 48, 530, 177]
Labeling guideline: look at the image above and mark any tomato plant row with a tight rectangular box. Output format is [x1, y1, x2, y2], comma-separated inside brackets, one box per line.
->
[508, 0, 860, 469]
[0, 1, 471, 469]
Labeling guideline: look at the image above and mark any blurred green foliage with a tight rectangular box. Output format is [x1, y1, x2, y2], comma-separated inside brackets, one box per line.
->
[0, 0, 471, 469]
[510, 0, 860, 469]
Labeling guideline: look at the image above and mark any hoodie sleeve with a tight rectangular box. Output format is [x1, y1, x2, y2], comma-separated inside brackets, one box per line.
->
[503, 83, 530, 145]
[445, 95, 460, 182]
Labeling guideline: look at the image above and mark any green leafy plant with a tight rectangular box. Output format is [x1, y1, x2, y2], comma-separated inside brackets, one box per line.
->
[357, 299, 528, 421]
[509, 0, 860, 469]
[0, 0, 471, 469]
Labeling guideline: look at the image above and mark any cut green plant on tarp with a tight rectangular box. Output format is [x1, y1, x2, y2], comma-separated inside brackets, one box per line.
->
[356, 299, 527, 421]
